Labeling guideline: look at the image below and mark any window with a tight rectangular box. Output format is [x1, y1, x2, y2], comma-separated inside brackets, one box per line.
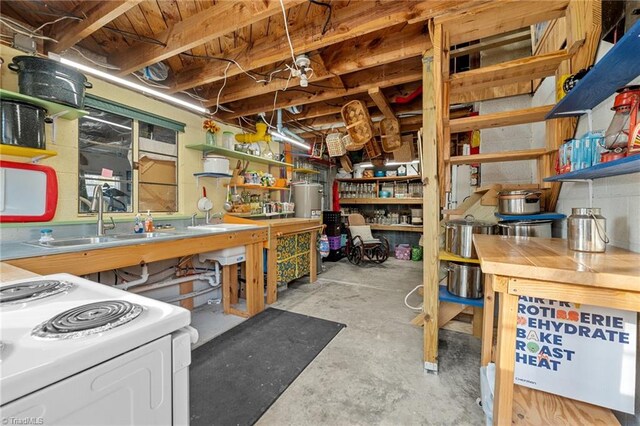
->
[78, 107, 133, 213]
[138, 122, 178, 212]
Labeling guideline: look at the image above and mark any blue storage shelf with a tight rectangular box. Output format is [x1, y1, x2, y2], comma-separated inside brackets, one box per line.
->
[494, 212, 566, 221]
[439, 285, 484, 308]
[546, 21, 640, 119]
[543, 155, 640, 181]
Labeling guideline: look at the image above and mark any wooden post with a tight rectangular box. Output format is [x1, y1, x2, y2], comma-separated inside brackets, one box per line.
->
[422, 45, 440, 373]
[493, 291, 520, 423]
[309, 230, 318, 283]
[245, 242, 265, 316]
[266, 238, 278, 304]
[480, 274, 496, 366]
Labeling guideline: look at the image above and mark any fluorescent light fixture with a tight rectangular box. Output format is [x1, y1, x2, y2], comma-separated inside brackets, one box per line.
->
[270, 129, 310, 150]
[49, 53, 209, 115]
[83, 115, 131, 130]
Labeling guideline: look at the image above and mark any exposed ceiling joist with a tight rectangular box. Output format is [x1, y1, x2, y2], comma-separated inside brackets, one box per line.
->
[46, 0, 143, 53]
[449, 30, 531, 58]
[170, 0, 471, 93]
[368, 87, 396, 121]
[215, 57, 423, 121]
[110, 0, 304, 75]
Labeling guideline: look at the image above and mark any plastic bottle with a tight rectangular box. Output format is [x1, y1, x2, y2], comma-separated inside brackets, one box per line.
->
[134, 214, 143, 233]
[39, 229, 54, 242]
[144, 210, 154, 232]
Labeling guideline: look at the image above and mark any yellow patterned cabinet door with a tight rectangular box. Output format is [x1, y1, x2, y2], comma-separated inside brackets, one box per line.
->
[276, 232, 313, 284]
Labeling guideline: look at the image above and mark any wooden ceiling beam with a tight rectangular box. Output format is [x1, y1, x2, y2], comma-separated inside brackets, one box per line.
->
[436, 0, 569, 45]
[170, 1, 473, 93]
[449, 30, 531, 58]
[368, 87, 396, 121]
[46, 0, 143, 53]
[110, 0, 304, 75]
[215, 57, 423, 120]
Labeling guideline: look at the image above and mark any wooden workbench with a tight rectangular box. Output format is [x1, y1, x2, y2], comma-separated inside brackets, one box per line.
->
[224, 216, 322, 304]
[5, 228, 269, 317]
[474, 234, 637, 425]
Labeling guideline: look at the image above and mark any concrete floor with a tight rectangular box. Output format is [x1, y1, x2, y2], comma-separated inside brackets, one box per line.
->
[256, 257, 485, 425]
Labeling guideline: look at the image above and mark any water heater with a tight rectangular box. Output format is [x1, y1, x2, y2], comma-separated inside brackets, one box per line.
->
[292, 182, 323, 218]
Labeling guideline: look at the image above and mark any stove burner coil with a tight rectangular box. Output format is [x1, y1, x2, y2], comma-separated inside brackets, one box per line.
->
[32, 300, 143, 339]
[0, 280, 73, 304]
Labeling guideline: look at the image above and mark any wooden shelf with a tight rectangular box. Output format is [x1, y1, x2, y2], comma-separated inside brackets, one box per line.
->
[0, 145, 57, 162]
[448, 149, 547, 165]
[370, 224, 423, 233]
[292, 168, 320, 174]
[547, 20, 640, 118]
[449, 105, 554, 133]
[336, 176, 422, 182]
[544, 155, 640, 181]
[224, 183, 290, 191]
[450, 50, 570, 96]
[439, 250, 481, 264]
[0, 89, 88, 120]
[186, 144, 293, 167]
[339, 198, 423, 205]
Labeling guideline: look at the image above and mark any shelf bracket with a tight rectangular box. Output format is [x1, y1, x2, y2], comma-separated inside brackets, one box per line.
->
[47, 110, 70, 144]
[562, 179, 594, 208]
[30, 155, 47, 164]
[553, 109, 593, 133]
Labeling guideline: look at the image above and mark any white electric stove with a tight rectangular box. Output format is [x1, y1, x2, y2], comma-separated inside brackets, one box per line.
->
[0, 273, 195, 425]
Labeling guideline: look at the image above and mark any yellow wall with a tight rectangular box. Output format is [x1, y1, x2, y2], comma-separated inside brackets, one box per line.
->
[0, 45, 268, 224]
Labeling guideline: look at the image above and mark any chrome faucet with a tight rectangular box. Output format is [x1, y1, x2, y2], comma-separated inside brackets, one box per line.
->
[91, 185, 116, 236]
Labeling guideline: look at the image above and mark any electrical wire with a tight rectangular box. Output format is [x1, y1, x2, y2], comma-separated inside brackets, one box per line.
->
[210, 62, 232, 115]
[279, 0, 298, 70]
[308, 0, 332, 35]
[0, 17, 58, 41]
[32, 15, 80, 33]
[404, 285, 423, 311]
[69, 46, 121, 70]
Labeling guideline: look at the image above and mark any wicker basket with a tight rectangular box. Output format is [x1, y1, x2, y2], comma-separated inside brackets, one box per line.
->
[325, 131, 346, 157]
[342, 133, 362, 151]
[393, 134, 415, 162]
[341, 100, 373, 146]
[364, 137, 383, 159]
[380, 118, 402, 152]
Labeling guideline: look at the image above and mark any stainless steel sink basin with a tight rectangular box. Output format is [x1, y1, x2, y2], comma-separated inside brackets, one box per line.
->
[34, 236, 115, 248]
[111, 232, 172, 239]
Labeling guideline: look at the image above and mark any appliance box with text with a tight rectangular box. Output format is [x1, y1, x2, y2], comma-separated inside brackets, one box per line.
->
[514, 296, 637, 413]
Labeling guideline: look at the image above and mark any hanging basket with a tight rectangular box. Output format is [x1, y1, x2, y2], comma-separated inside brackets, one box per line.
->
[364, 137, 383, 159]
[341, 100, 373, 147]
[393, 134, 415, 163]
[325, 130, 346, 157]
[380, 118, 402, 152]
[342, 133, 362, 151]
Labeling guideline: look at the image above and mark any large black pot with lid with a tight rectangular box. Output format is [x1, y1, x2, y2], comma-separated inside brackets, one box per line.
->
[9, 56, 92, 109]
[444, 215, 496, 259]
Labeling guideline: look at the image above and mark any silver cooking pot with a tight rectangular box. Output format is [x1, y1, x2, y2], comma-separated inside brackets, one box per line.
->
[498, 190, 542, 215]
[497, 220, 552, 238]
[446, 261, 484, 299]
[444, 215, 495, 259]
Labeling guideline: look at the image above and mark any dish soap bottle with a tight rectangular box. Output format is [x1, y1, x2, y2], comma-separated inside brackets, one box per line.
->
[134, 214, 143, 233]
[144, 210, 154, 232]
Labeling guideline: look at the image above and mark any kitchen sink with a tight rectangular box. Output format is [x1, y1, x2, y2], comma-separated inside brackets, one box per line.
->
[188, 223, 259, 232]
[111, 232, 175, 239]
[32, 236, 115, 248]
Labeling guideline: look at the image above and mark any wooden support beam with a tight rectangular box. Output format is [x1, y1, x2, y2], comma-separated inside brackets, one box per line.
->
[111, 0, 302, 75]
[169, 1, 471, 93]
[368, 87, 396, 121]
[438, 302, 466, 328]
[422, 47, 440, 373]
[449, 105, 554, 133]
[437, 0, 569, 45]
[449, 149, 548, 165]
[46, 0, 143, 53]
[450, 30, 531, 58]
[450, 50, 571, 96]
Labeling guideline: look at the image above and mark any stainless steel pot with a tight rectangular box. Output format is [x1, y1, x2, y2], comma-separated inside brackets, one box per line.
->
[444, 215, 495, 259]
[9, 56, 92, 109]
[568, 207, 608, 252]
[446, 261, 484, 299]
[0, 100, 47, 149]
[498, 190, 542, 215]
[497, 220, 552, 238]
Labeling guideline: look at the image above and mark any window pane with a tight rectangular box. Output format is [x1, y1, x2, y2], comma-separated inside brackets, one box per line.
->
[139, 183, 177, 212]
[79, 177, 132, 213]
[79, 107, 133, 213]
[138, 121, 178, 212]
[138, 153, 177, 185]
